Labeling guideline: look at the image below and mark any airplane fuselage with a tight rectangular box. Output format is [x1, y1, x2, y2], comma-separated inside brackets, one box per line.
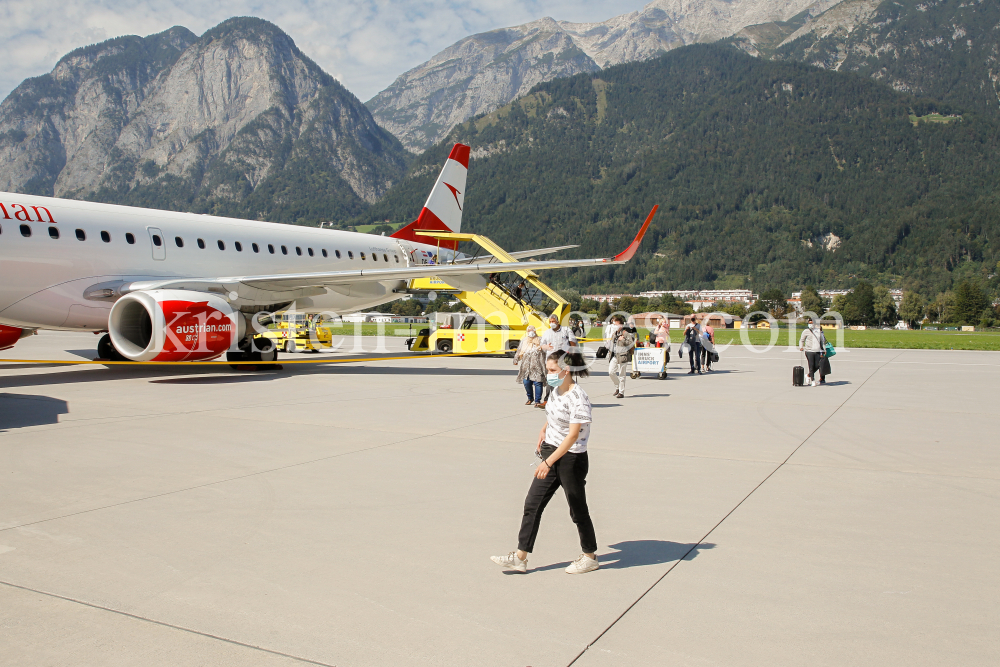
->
[0, 192, 444, 331]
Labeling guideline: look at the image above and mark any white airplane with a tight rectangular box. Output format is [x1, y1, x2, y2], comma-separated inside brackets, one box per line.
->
[0, 143, 655, 363]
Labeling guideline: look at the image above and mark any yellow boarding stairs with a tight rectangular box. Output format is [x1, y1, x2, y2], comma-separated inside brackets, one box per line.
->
[405, 231, 570, 354]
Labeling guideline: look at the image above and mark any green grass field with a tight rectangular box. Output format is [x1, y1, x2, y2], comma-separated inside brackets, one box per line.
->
[321, 323, 425, 337]
[316, 323, 1000, 350]
[586, 327, 1000, 351]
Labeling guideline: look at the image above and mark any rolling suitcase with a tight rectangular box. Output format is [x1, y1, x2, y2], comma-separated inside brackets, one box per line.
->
[793, 365, 805, 387]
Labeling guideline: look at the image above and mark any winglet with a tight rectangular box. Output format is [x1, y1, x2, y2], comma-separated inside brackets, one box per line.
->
[610, 205, 658, 262]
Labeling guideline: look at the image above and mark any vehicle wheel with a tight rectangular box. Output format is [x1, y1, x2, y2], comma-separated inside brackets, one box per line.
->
[97, 334, 128, 361]
[437, 340, 453, 354]
[227, 351, 247, 370]
[658, 372, 667, 380]
[257, 346, 278, 363]
[284, 340, 296, 353]
[630, 371, 641, 379]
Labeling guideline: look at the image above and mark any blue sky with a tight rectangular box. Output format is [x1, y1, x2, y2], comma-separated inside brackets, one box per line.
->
[0, 0, 648, 103]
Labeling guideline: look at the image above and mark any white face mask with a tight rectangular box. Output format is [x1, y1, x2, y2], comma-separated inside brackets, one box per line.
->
[808, 323, 816, 330]
[527, 331, 537, 338]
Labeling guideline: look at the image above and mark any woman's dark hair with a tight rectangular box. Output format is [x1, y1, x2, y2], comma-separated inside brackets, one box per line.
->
[547, 349, 590, 379]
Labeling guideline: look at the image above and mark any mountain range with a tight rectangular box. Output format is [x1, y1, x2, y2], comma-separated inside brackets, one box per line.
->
[353, 43, 1000, 296]
[366, 0, 841, 152]
[733, 0, 999, 117]
[1, 0, 998, 297]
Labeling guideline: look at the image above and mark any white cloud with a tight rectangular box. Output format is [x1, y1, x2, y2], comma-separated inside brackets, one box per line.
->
[0, 0, 647, 103]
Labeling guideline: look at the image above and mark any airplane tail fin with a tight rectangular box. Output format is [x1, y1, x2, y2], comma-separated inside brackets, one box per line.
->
[391, 143, 469, 251]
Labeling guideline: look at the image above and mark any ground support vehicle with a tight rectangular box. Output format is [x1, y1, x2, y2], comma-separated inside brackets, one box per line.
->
[256, 313, 333, 353]
[404, 231, 570, 355]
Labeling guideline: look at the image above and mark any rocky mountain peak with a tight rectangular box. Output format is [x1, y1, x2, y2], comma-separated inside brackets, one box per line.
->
[367, 0, 840, 152]
[0, 19, 408, 224]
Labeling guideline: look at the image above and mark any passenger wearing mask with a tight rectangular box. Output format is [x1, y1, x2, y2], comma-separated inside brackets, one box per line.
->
[540, 314, 578, 353]
[683, 318, 703, 375]
[539, 315, 578, 408]
[798, 321, 828, 386]
[514, 326, 546, 405]
[606, 315, 635, 398]
[491, 350, 598, 575]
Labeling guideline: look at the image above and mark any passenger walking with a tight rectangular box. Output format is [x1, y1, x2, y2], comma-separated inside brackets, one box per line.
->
[700, 318, 715, 372]
[798, 320, 828, 386]
[683, 319, 702, 375]
[491, 350, 598, 575]
[540, 314, 578, 353]
[514, 326, 546, 405]
[606, 315, 635, 398]
[538, 315, 578, 407]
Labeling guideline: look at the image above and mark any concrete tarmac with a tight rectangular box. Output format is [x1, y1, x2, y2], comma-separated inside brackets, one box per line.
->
[0, 331, 997, 666]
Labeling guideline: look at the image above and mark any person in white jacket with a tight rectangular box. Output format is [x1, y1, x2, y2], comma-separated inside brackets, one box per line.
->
[798, 321, 827, 386]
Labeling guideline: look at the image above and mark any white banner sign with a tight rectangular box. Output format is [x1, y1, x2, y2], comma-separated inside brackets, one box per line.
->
[633, 347, 667, 372]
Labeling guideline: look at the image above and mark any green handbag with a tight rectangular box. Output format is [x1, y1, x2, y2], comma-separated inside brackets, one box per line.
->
[824, 341, 836, 357]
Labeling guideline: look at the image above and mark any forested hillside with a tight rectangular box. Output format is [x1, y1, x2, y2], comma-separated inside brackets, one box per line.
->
[353, 45, 1000, 297]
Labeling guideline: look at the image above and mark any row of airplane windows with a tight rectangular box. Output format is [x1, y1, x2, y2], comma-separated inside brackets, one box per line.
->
[2, 223, 401, 263]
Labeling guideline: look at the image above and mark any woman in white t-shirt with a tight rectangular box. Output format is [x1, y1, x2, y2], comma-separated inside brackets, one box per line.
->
[491, 350, 599, 575]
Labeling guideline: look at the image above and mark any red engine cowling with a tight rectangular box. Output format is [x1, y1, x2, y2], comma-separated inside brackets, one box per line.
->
[108, 290, 246, 362]
[0, 324, 34, 350]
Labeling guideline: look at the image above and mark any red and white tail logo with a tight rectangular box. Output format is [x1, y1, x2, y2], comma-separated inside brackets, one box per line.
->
[391, 143, 469, 250]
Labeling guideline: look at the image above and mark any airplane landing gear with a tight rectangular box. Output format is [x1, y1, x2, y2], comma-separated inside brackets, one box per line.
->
[97, 334, 127, 361]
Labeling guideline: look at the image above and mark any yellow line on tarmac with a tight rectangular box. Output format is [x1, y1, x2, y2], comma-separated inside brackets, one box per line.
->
[0, 352, 484, 366]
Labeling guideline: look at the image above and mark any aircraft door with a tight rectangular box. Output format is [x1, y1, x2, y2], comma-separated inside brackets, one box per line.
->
[147, 227, 166, 261]
[394, 239, 421, 266]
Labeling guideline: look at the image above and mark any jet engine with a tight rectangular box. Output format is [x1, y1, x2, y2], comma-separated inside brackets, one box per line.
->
[108, 290, 246, 362]
[0, 324, 35, 351]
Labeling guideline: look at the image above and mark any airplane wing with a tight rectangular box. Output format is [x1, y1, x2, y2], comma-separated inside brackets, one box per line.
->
[126, 207, 656, 295]
[453, 244, 580, 263]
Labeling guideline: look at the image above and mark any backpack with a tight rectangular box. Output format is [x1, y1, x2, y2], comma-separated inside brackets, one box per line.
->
[684, 326, 699, 345]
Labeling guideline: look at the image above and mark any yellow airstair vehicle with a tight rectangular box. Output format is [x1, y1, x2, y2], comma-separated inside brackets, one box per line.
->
[403, 231, 570, 355]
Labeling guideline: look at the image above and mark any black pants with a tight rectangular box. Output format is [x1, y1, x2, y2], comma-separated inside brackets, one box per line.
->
[805, 352, 826, 381]
[518, 444, 597, 554]
[701, 347, 712, 369]
[688, 341, 702, 371]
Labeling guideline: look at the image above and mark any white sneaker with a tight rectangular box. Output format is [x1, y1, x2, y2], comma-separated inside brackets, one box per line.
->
[491, 551, 527, 573]
[811, 379, 817, 387]
[565, 554, 599, 574]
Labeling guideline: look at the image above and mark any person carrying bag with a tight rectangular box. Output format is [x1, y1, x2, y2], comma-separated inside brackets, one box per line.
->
[683, 320, 703, 375]
[798, 321, 828, 386]
[606, 315, 635, 399]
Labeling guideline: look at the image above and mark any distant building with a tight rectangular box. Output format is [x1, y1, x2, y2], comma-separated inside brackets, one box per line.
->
[343, 312, 428, 324]
[582, 294, 632, 303]
[639, 289, 757, 304]
[790, 288, 904, 312]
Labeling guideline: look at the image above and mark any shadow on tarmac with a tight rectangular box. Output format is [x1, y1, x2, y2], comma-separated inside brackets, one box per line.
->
[0, 363, 515, 389]
[0, 393, 69, 430]
[526, 540, 716, 573]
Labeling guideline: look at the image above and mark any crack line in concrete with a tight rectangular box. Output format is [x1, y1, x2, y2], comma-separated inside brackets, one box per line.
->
[566, 352, 903, 666]
[0, 579, 336, 666]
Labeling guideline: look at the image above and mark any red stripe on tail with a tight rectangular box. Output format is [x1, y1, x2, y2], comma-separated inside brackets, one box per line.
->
[390, 208, 459, 251]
